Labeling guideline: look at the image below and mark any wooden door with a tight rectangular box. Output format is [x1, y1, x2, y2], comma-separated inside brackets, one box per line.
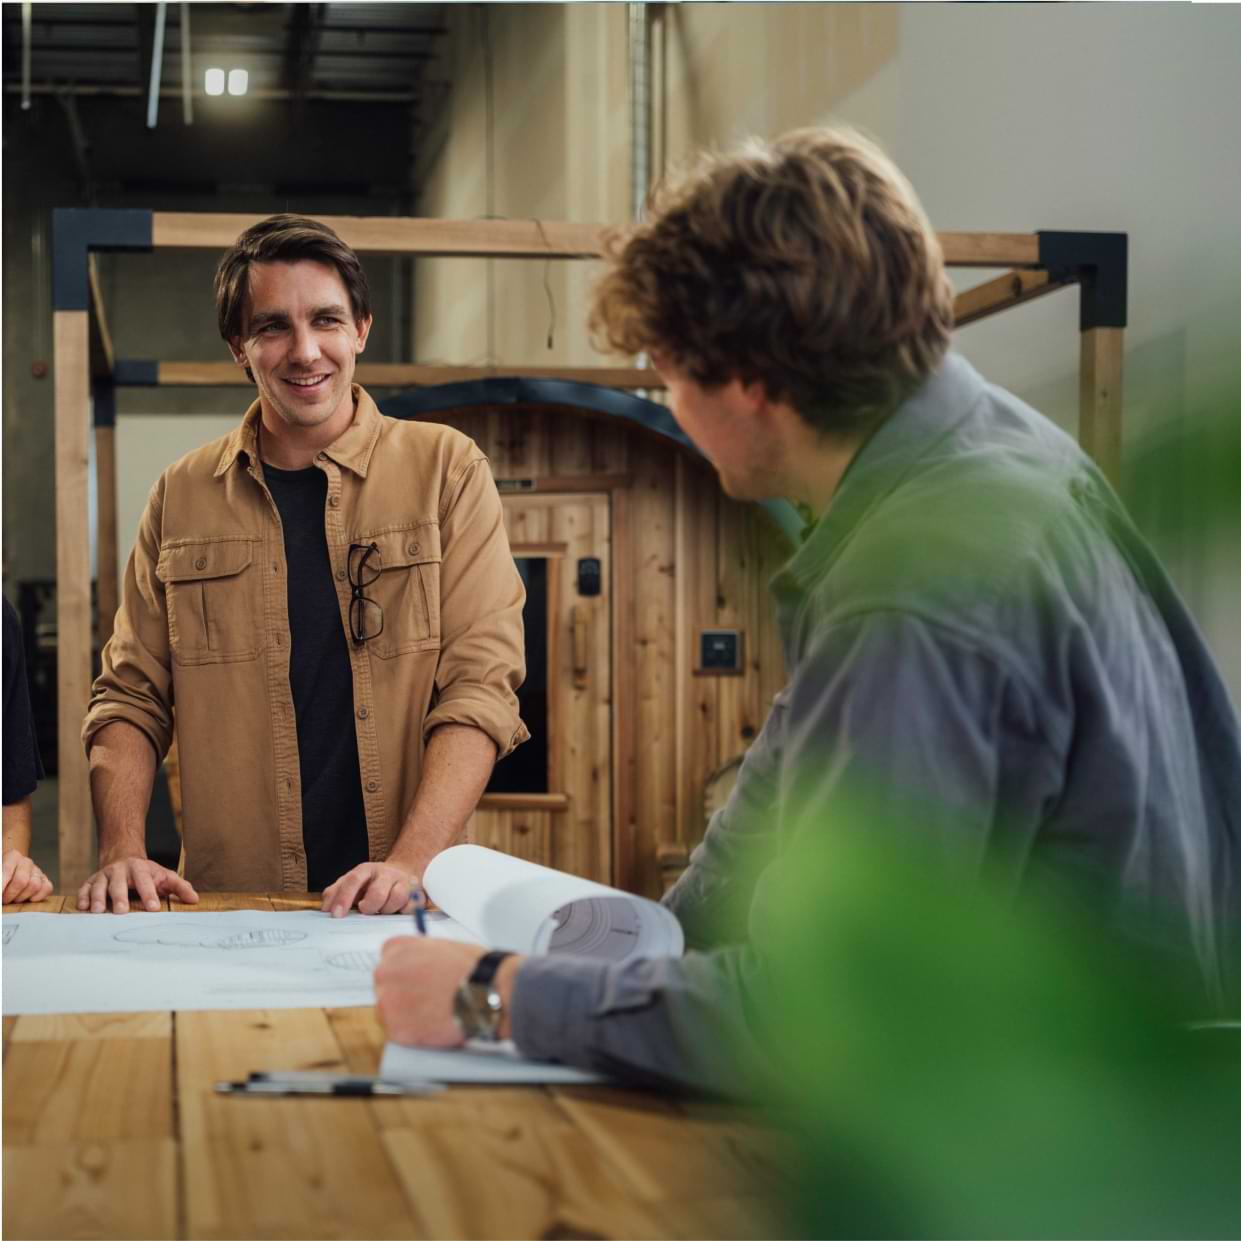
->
[467, 494, 612, 883]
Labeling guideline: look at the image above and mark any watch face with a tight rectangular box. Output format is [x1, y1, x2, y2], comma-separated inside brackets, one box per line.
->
[454, 981, 501, 1042]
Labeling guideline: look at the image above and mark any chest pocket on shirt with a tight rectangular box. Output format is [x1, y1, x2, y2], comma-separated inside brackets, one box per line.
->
[359, 524, 442, 659]
[157, 539, 263, 665]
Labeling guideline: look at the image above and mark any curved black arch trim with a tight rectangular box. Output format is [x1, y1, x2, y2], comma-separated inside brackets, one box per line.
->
[379, 377, 802, 543]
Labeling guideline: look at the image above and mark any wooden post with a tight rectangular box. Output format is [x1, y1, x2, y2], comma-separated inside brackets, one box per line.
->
[1079, 326, 1125, 487]
[610, 487, 637, 892]
[95, 420, 118, 649]
[54, 310, 95, 892]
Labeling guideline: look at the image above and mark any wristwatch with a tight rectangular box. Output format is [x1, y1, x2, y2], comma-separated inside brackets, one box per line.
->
[453, 949, 514, 1043]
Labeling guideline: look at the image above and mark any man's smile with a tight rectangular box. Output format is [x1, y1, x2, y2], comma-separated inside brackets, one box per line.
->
[283, 373, 332, 390]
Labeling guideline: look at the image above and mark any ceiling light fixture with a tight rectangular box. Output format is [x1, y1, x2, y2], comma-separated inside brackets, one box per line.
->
[204, 67, 225, 96]
[227, 69, 249, 97]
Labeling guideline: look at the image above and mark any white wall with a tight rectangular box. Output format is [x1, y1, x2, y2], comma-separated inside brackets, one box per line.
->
[824, 3, 1241, 698]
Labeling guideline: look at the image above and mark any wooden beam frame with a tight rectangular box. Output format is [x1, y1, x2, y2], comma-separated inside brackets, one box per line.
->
[121, 361, 667, 390]
[952, 269, 1068, 328]
[57, 213, 1127, 896]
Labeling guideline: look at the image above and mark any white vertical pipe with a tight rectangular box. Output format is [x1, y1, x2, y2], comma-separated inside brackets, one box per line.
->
[146, 1, 167, 129]
[628, 2, 651, 222]
[180, 3, 194, 125]
[21, 0, 32, 111]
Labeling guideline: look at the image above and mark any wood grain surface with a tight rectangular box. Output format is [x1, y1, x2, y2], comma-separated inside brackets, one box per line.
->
[2, 895, 784, 1239]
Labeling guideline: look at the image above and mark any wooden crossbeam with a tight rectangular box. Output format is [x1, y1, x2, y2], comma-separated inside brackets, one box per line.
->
[953, 268, 1070, 328]
[938, 232, 1041, 268]
[87, 255, 114, 379]
[149, 214, 1038, 269]
[150, 213, 608, 258]
[151, 362, 667, 389]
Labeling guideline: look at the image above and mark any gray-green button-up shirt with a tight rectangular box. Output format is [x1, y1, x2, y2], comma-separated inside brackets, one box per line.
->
[511, 353, 1241, 1093]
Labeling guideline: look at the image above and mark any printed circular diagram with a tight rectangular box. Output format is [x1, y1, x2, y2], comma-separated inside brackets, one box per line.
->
[548, 898, 643, 960]
[112, 925, 309, 949]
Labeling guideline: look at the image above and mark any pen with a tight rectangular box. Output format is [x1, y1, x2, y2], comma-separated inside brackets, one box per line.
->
[410, 881, 427, 935]
[216, 1072, 443, 1098]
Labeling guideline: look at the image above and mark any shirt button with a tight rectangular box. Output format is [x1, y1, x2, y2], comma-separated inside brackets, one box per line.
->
[407, 542, 419, 556]
[317, 452, 327, 461]
[366, 780, 379, 793]
[336, 568, 347, 581]
[272, 562, 280, 574]
[357, 705, 369, 719]
[329, 495, 340, 508]
[194, 557, 207, 570]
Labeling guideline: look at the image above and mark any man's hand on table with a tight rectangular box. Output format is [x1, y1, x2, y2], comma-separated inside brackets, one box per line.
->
[321, 860, 420, 917]
[375, 937, 524, 1047]
[76, 856, 198, 913]
[2, 850, 53, 904]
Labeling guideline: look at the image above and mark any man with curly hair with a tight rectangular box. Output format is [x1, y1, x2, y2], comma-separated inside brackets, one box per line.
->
[375, 129, 1241, 1092]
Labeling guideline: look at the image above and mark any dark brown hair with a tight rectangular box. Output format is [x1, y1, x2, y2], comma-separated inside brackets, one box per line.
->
[215, 214, 371, 378]
[589, 128, 954, 434]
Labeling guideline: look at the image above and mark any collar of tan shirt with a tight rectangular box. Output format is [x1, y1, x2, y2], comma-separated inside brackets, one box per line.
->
[213, 384, 385, 480]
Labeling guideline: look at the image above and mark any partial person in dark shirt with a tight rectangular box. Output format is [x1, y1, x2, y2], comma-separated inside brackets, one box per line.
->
[373, 127, 1241, 1091]
[3, 596, 53, 903]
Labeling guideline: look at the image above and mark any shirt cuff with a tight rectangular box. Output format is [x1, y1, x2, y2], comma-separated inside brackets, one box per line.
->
[509, 954, 611, 1066]
[423, 692, 530, 759]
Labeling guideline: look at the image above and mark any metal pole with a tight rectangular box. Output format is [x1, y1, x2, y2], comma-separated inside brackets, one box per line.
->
[21, 0, 32, 111]
[146, 1, 167, 129]
[180, 2, 193, 125]
[628, 2, 651, 222]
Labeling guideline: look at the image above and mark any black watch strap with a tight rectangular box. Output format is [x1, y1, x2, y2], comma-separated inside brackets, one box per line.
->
[469, 949, 513, 987]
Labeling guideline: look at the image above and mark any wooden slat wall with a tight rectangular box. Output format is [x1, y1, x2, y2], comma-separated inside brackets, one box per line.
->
[419, 406, 788, 897]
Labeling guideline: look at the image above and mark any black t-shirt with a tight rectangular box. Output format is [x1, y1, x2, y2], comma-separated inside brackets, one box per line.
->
[262, 464, 369, 891]
[3, 596, 44, 805]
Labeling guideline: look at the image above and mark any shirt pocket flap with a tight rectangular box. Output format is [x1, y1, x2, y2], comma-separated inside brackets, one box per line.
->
[157, 541, 255, 584]
[368, 524, 442, 570]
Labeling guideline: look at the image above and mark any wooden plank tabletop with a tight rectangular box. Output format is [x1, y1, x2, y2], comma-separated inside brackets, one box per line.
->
[2, 895, 785, 1240]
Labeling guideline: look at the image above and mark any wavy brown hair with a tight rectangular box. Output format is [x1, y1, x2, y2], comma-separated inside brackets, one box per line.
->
[589, 128, 954, 433]
[215, 214, 371, 381]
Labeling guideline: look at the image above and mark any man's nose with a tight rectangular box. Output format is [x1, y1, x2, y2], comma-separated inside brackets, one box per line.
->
[288, 323, 321, 365]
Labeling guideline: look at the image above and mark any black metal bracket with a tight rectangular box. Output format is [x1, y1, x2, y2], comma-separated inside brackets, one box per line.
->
[1036, 231, 1128, 332]
[112, 359, 160, 386]
[52, 208, 153, 312]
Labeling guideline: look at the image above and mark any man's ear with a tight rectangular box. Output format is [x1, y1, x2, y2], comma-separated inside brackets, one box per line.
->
[355, 315, 373, 354]
[227, 338, 248, 368]
[736, 377, 774, 416]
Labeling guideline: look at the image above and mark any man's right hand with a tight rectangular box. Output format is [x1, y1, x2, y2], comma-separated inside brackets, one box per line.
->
[76, 857, 198, 913]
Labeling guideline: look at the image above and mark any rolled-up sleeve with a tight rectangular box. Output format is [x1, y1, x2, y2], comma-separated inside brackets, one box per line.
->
[423, 456, 529, 758]
[82, 482, 175, 763]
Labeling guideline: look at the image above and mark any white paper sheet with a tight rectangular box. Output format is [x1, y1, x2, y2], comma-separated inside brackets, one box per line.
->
[379, 1038, 607, 1085]
[0, 910, 479, 1016]
[423, 845, 684, 959]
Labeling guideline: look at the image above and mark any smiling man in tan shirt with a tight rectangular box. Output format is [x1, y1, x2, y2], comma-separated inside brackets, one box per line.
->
[80, 214, 528, 914]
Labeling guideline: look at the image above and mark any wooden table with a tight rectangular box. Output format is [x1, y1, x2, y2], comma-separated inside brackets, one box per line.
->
[3, 895, 786, 1240]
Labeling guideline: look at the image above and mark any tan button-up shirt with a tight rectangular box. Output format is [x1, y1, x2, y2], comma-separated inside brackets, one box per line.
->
[84, 387, 528, 891]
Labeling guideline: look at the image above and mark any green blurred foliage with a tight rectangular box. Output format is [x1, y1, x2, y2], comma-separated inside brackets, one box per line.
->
[1123, 381, 1241, 546]
[759, 788, 1241, 1239]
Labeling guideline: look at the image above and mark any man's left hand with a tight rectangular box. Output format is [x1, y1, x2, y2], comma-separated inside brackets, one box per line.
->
[321, 861, 417, 917]
[375, 938, 489, 1047]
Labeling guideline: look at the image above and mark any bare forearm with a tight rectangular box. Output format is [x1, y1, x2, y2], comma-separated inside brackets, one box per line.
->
[2, 799, 34, 856]
[387, 724, 497, 877]
[88, 720, 157, 862]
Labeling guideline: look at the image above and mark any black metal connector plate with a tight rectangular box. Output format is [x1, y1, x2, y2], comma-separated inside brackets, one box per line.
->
[53, 208, 153, 312]
[1037, 231, 1128, 331]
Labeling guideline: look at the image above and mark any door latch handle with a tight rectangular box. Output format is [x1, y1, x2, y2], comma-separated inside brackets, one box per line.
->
[571, 604, 589, 689]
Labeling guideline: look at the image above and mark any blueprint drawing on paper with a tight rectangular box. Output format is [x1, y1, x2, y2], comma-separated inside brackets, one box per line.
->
[0, 910, 478, 1016]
